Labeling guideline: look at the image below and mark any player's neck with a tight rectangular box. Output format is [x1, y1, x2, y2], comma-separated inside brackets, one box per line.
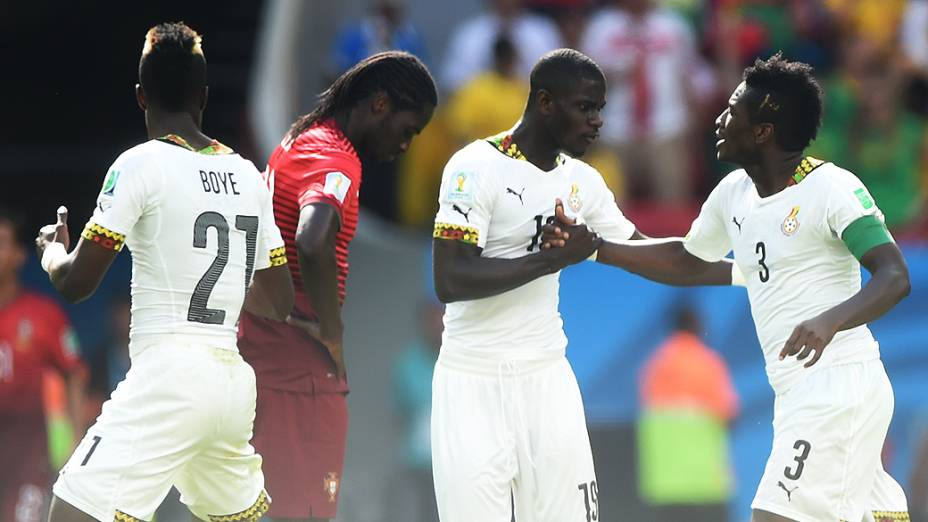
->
[334, 111, 364, 156]
[511, 121, 561, 171]
[747, 151, 804, 198]
[0, 278, 19, 309]
[146, 111, 212, 150]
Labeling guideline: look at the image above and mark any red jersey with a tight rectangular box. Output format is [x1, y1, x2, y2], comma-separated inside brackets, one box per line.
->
[239, 118, 361, 394]
[0, 291, 82, 414]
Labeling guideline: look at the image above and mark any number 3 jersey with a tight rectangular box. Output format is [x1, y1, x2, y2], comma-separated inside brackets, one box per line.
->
[433, 134, 636, 357]
[683, 158, 893, 394]
[86, 139, 285, 353]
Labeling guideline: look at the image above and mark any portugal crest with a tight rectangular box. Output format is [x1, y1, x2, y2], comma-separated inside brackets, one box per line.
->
[781, 206, 800, 236]
[323, 472, 340, 502]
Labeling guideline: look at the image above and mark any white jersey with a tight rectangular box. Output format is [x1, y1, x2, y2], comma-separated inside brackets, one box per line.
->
[86, 139, 285, 353]
[433, 137, 636, 357]
[684, 158, 888, 393]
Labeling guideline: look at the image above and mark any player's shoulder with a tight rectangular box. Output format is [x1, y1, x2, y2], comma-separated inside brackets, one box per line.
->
[109, 140, 165, 169]
[279, 121, 361, 178]
[446, 139, 502, 171]
[290, 120, 360, 161]
[807, 158, 861, 188]
[712, 168, 752, 193]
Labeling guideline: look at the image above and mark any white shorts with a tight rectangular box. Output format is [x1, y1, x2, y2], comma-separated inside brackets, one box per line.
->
[53, 343, 269, 522]
[431, 349, 598, 522]
[752, 359, 908, 522]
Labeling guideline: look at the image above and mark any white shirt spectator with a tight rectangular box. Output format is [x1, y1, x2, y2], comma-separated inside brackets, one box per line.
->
[440, 11, 562, 93]
[581, 5, 710, 143]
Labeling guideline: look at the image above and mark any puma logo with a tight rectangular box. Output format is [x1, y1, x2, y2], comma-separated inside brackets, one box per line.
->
[777, 481, 798, 502]
[506, 187, 525, 205]
[453, 204, 472, 222]
[733, 216, 744, 233]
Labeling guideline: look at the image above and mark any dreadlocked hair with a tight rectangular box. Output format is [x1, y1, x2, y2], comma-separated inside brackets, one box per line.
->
[743, 52, 823, 151]
[288, 51, 437, 142]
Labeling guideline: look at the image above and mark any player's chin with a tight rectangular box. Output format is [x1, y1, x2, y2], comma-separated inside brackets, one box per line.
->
[564, 140, 591, 158]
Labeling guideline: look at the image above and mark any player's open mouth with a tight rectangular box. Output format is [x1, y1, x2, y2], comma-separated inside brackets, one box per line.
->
[715, 130, 725, 148]
[583, 133, 598, 143]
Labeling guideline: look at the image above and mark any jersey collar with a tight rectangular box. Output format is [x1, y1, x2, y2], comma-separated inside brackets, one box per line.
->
[158, 134, 234, 155]
[787, 156, 825, 187]
[486, 131, 567, 167]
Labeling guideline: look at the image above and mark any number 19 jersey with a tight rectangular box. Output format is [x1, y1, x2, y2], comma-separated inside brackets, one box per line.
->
[85, 139, 286, 353]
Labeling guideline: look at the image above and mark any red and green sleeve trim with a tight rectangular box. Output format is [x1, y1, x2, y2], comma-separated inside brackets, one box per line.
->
[81, 222, 126, 251]
[841, 215, 893, 261]
[434, 222, 479, 246]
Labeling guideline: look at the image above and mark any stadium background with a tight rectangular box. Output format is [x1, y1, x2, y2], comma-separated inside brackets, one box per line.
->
[5, 0, 928, 520]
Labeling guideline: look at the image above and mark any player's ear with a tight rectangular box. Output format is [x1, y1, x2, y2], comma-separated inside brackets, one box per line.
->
[135, 84, 147, 112]
[537, 89, 555, 116]
[755, 122, 774, 145]
[371, 91, 390, 116]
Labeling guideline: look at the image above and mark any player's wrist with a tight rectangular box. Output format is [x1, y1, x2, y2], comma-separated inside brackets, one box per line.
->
[41, 242, 67, 274]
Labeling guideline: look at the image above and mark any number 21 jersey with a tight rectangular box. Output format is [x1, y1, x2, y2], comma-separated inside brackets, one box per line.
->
[85, 139, 285, 353]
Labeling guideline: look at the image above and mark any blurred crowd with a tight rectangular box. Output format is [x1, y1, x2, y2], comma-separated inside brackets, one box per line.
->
[333, 0, 928, 238]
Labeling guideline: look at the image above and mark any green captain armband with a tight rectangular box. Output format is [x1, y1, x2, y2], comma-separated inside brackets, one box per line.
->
[841, 215, 893, 261]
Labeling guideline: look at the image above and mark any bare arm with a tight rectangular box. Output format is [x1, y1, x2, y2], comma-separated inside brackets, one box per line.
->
[780, 242, 910, 367]
[64, 368, 88, 436]
[292, 202, 346, 378]
[244, 264, 295, 321]
[595, 238, 734, 286]
[433, 240, 558, 303]
[819, 243, 910, 330]
[36, 207, 118, 303]
[543, 201, 734, 286]
[433, 216, 602, 303]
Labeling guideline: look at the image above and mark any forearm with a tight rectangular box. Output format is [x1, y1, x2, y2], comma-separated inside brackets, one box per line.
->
[819, 267, 910, 332]
[65, 371, 87, 436]
[298, 244, 342, 335]
[244, 265, 295, 321]
[596, 239, 733, 286]
[436, 251, 558, 303]
[42, 243, 101, 303]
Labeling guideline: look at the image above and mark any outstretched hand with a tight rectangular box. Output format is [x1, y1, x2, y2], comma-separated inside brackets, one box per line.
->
[36, 206, 70, 258]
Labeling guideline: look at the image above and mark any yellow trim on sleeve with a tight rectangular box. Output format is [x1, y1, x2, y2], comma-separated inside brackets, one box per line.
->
[81, 222, 126, 252]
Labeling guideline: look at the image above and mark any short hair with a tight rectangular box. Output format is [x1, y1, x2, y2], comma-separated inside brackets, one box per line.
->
[528, 48, 604, 106]
[0, 206, 27, 246]
[288, 51, 437, 141]
[743, 53, 823, 151]
[138, 22, 207, 112]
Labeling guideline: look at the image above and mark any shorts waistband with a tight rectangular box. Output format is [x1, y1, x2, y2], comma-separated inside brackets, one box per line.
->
[130, 339, 240, 361]
[437, 347, 564, 376]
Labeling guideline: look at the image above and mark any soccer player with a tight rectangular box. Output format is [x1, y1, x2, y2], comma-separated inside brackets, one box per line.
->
[237, 51, 436, 522]
[36, 22, 294, 522]
[545, 54, 911, 522]
[0, 208, 85, 522]
[430, 48, 739, 522]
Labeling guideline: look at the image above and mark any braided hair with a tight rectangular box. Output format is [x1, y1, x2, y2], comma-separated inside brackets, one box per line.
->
[288, 51, 437, 141]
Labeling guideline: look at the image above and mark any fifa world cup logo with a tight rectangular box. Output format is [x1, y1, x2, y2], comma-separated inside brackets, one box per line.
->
[456, 174, 466, 192]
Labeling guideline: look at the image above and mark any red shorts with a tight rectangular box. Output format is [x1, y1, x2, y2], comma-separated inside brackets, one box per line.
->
[254, 386, 348, 519]
[0, 413, 50, 522]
